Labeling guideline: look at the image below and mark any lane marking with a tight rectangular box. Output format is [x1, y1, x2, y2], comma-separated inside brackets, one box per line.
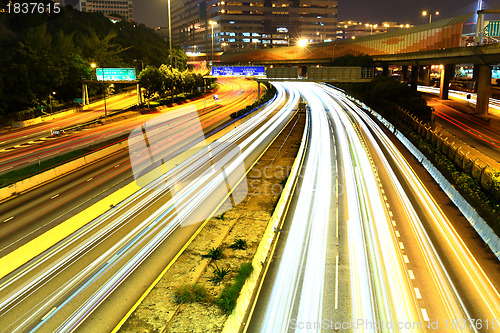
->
[41, 307, 57, 321]
[399, 242, 405, 250]
[50, 194, 59, 199]
[403, 255, 409, 263]
[335, 255, 339, 310]
[3, 217, 14, 223]
[383, 195, 388, 201]
[386, 203, 390, 209]
[86, 177, 93, 182]
[392, 219, 396, 226]
[415, 288, 422, 299]
[408, 270, 415, 280]
[388, 211, 393, 218]
[421, 308, 430, 322]
[114, 164, 120, 168]
[395, 230, 400, 237]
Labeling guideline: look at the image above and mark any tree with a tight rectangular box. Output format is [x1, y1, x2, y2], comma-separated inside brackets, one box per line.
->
[139, 66, 163, 107]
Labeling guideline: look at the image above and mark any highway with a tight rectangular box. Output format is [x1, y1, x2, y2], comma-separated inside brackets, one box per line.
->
[248, 82, 500, 332]
[0, 78, 260, 254]
[0, 81, 297, 332]
[0, 78, 257, 175]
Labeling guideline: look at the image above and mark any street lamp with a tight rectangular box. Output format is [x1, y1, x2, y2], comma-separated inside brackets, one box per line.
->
[298, 39, 308, 47]
[209, 20, 217, 66]
[193, 45, 197, 61]
[221, 42, 227, 52]
[49, 91, 56, 113]
[92, 63, 108, 118]
[422, 10, 439, 23]
[168, 0, 172, 67]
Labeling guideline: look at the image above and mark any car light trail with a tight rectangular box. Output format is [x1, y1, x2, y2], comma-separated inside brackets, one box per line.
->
[0, 83, 299, 332]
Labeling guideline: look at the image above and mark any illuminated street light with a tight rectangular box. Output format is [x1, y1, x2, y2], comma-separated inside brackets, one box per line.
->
[298, 39, 308, 47]
[422, 10, 439, 23]
[168, 0, 172, 67]
[209, 20, 217, 66]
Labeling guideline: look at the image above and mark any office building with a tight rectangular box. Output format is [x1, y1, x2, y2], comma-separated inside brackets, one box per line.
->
[80, 0, 134, 22]
[171, 0, 338, 54]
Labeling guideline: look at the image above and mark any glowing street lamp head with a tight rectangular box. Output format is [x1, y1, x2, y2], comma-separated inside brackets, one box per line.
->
[209, 20, 217, 26]
[422, 11, 428, 17]
[298, 39, 308, 47]
[90, 63, 97, 68]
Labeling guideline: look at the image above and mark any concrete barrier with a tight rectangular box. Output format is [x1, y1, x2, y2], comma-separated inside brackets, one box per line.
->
[222, 112, 310, 333]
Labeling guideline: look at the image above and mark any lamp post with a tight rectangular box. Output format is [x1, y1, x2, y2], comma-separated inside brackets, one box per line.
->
[193, 45, 197, 61]
[49, 91, 56, 114]
[422, 10, 439, 23]
[209, 20, 216, 66]
[168, 0, 172, 67]
[92, 63, 108, 118]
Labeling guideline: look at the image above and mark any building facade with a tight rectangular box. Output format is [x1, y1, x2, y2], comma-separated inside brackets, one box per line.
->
[80, 0, 134, 22]
[171, 0, 338, 54]
[336, 21, 414, 40]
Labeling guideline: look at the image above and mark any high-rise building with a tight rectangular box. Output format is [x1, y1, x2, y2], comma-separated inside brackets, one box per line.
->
[171, 0, 337, 54]
[80, 0, 134, 22]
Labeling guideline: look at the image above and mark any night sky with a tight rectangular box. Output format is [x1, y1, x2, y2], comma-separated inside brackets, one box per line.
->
[133, 0, 487, 29]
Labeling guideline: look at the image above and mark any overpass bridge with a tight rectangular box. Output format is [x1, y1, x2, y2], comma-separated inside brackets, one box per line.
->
[220, 12, 500, 116]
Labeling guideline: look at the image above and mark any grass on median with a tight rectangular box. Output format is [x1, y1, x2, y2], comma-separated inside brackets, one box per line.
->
[0, 148, 89, 188]
[215, 262, 253, 314]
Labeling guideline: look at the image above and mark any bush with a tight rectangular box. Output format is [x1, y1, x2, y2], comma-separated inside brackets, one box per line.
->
[202, 246, 224, 260]
[173, 283, 210, 304]
[229, 238, 247, 250]
[208, 264, 231, 285]
[215, 262, 253, 314]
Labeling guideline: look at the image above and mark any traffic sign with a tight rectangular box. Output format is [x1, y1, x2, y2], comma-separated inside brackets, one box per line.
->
[96, 68, 136, 81]
[74, 98, 83, 103]
[36, 106, 45, 110]
[484, 21, 500, 37]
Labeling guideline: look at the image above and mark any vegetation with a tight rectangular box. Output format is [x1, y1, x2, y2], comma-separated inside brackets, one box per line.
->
[338, 77, 432, 123]
[208, 264, 231, 285]
[202, 246, 224, 261]
[330, 54, 374, 68]
[0, 3, 186, 116]
[229, 238, 247, 250]
[230, 81, 277, 118]
[173, 283, 211, 304]
[215, 262, 253, 314]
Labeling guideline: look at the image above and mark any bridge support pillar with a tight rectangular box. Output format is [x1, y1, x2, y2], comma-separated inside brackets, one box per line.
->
[420, 66, 431, 86]
[257, 81, 261, 101]
[439, 64, 455, 100]
[402, 66, 408, 82]
[476, 64, 492, 116]
[382, 64, 389, 77]
[410, 66, 418, 90]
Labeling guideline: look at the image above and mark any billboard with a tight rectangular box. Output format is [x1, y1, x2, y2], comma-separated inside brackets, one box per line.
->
[211, 66, 265, 76]
[96, 68, 136, 81]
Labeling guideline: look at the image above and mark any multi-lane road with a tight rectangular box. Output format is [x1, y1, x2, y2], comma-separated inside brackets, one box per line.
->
[248, 82, 500, 332]
[0, 79, 499, 332]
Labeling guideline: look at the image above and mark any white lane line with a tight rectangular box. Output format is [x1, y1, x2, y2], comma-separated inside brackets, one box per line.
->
[335, 255, 339, 310]
[389, 211, 393, 218]
[3, 216, 14, 223]
[392, 220, 396, 226]
[383, 195, 388, 201]
[41, 307, 57, 321]
[403, 255, 409, 263]
[395, 230, 400, 237]
[415, 288, 422, 299]
[408, 270, 415, 280]
[421, 308, 430, 322]
[399, 242, 405, 250]
[86, 177, 93, 182]
[386, 203, 390, 209]
[50, 194, 59, 199]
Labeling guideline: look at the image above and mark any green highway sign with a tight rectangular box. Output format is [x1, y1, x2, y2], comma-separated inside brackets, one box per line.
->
[484, 21, 500, 37]
[96, 68, 136, 81]
[74, 98, 83, 103]
[36, 106, 46, 110]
